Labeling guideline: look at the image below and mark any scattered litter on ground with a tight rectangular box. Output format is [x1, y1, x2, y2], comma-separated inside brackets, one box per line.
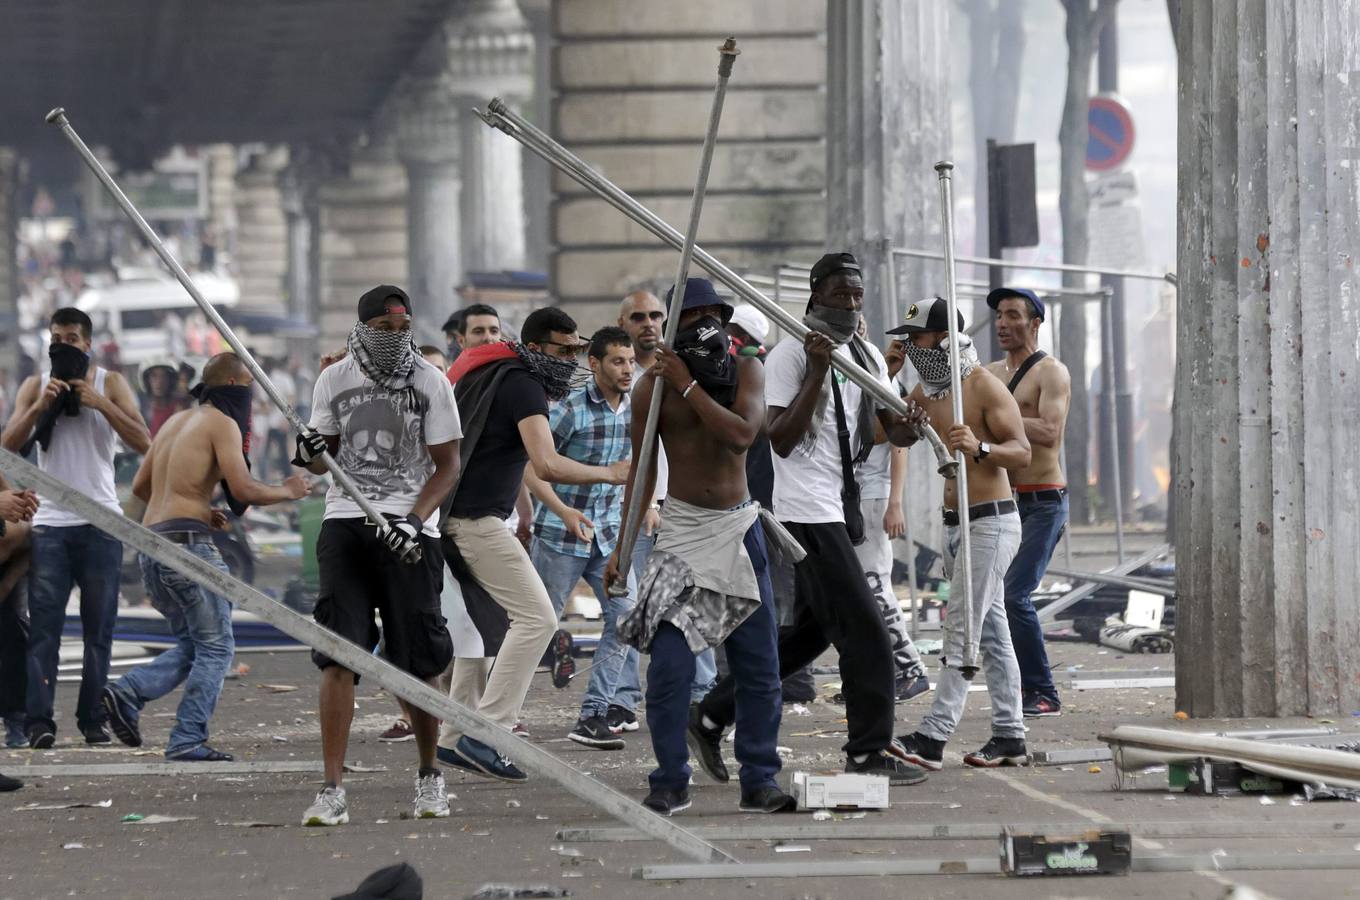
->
[125, 814, 196, 825]
[62, 842, 85, 850]
[216, 821, 282, 828]
[789, 704, 811, 717]
[1259, 796, 1275, 805]
[343, 762, 387, 773]
[549, 844, 582, 857]
[812, 809, 832, 821]
[946, 803, 962, 810]
[466, 887, 571, 899]
[271, 735, 289, 742]
[120, 814, 144, 822]
[259, 684, 298, 693]
[19, 799, 112, 810]
[1174, 711, 1189, 721]
[1089, 765, 1103, 774]
[506, 799, 520, 808]
[774, 843, 811, 853]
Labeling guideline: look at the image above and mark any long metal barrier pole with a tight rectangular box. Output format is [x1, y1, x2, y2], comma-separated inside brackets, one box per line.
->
[890, 246, 1175, 283]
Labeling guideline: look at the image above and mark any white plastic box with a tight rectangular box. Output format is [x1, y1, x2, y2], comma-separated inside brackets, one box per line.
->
[791, 771, 891, 810]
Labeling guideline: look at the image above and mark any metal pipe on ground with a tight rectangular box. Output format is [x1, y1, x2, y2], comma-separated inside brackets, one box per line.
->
[1044, 565, 1174, 595]
[1037, 544, 1170, 624]
[474, 100, 960, 481]
[0, 449, 732, 865]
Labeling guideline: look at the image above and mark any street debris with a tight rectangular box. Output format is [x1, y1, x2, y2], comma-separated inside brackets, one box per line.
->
[19, 799, 112, 810]
[124, 814, 196, 825]
[467, 888, 571, 899]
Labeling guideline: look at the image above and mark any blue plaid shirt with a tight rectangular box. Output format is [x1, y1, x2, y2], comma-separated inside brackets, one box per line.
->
[531, 380, 631, 558]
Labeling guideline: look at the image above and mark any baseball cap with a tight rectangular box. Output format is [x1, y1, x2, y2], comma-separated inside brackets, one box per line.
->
[886, 296, 966, 335]
[986, 287, 1046, 322]
[728, 304, 769, 345]
[665, 277, 733, 324]
[809, 252, 862, 291]
[357, 285, 412, 323]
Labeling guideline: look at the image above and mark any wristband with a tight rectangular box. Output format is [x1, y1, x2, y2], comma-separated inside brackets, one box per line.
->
[681, 380, 697, 399]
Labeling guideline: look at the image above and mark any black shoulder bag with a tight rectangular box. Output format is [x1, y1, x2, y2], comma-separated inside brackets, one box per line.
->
[1006, 350, 1047, 394]
[830, 375, 866, 546]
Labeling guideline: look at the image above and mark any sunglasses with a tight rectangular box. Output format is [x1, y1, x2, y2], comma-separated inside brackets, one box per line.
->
[629, 311, 665, 324]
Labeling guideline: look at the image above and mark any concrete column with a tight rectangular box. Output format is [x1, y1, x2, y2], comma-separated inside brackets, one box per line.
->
[396, 80, 463, 335]
[233, 146, 289, 311]
[551, 0, 828, 331]
[279, 149, 331, 360]
[520, 0, 553, 271]
[825, 0, 952, 556]
[826, 0, 952, 339]
[447, 0, 533, 275]
[1174, 0, 1360, 717]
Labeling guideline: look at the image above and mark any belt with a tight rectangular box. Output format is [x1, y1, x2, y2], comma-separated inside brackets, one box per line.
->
[941, 499, 1018, 527]
[1015, 488, 1067, 503]
[157, 531, 217, 546]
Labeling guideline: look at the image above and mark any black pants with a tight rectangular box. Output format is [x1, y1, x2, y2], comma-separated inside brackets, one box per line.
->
[699, 520, 896, 756]
[0, 575, 28, 722]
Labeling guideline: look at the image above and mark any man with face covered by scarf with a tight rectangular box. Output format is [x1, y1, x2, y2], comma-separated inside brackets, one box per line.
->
[101, 353, 309, 763]
[689, 253, 933, 789]
[885, 297, 1035, 772]
[434, 306, 629, 785]
[294, 285, 464, 827]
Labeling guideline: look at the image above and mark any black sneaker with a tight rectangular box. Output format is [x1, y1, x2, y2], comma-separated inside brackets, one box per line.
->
[27, 725, 55, 750]
[1022, 694, 1062, 718]
[738, 785, 797, 813]
[963, 736, 1029, 768]
[605, 704, 639, 733]
[82, 724, 112, 746]
[0, 772, 21, 792]
[549, 629, 575, 689]
[569, 716, 625, 750]
[686, 704, 729, 783]
[642, 788, 691, 817]
[894, 672, 931, 702]
[455, 735, 528, 783]
[436, 743, 481, 776]
[846, 750, 929, 785]
[102, 687, 143, 747]
[893, 732, 945, 771]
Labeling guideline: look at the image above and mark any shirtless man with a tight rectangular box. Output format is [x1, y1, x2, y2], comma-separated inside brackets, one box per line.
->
[102, 352, 308, 761]
[985, 288, 1071, 718]
[606, 277, 796, 816]
[886, 297, 1033, 769]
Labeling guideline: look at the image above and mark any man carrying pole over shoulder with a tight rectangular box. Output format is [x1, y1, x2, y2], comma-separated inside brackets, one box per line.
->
[101, 353, 309, 762]
[889, 298, 1032, 770]
[985, 287, 1070, 719]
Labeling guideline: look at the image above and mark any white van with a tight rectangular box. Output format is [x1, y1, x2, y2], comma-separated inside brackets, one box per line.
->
[76, 267, 240, 366]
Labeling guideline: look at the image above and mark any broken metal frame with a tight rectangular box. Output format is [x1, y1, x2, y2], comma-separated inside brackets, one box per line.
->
[1038, 544, 1170, 625]
[0, 449, 732, 865]
[1044, 564, 1174, 596]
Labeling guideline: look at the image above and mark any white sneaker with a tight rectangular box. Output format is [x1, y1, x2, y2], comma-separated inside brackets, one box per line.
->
[414, 771, 450, 819]
[302, 785, 349, 826]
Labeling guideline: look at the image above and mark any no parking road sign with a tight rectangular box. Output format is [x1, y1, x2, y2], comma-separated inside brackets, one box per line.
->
[1087, 94, 1135, 172]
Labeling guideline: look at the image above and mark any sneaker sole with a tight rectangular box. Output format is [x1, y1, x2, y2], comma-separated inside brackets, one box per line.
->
[30, 733, 55, 750]
[1023, 710, 1062, 718]
[378, 734, 416, 743]
[963, 755, 1029, 768]
[738, 799, 798, 814]
[895, 752, 944, 772]
[101, 692, 142, 748]
[568, 733, 625, 751]
[550, 632, 575, 689]
[644, 799, 692, 817]
[303, 813, 349, 827]
[416, 807, 451, 818]
[610, 721, 640, 733]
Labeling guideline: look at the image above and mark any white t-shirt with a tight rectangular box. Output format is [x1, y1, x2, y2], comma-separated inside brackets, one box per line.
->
[856, 369, 911, 501]
[309, 355, 462, 536]
[765, 340, 891, 523]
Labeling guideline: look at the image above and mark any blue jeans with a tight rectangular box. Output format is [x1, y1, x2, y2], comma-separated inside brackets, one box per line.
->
[646, 519, 782, 793]
[1003, 493, 1067, 703]
[531, 538, 642, 717]
[26, 525, 123, 734]
[108, 542, 234, 757]
[632, 529, 715, 703]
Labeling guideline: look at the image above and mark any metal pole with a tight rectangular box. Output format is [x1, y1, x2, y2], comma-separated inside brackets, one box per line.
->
[475, 101, 959, 479]
[1101, 290, 1126, 562]
[889, 245, 1175, 283]
[934, 162, 977, 676]
[883, 240, 919, 640]
[612, 39, 738, 594]
[44, 109, 406, 557]
[0, 449, 732, 865]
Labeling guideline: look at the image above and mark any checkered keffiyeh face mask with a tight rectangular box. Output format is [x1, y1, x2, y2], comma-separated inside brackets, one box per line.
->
[348, 322, 420, 407]
[904, 334, 979, 400]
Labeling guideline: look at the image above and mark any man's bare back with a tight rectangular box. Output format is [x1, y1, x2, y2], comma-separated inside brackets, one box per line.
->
[984, 356, 1070, 488]
[911, 367, 1030, 510]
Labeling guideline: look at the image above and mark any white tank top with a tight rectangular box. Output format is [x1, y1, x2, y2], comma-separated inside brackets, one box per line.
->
[33, 367, 122, 527]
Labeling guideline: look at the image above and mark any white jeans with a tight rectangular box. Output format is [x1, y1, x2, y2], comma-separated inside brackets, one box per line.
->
[854, 496, 925, 678]
[919, 512, 1024, 742]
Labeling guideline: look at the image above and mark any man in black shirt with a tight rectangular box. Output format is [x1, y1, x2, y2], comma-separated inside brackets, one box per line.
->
[437, 307, 628, 783]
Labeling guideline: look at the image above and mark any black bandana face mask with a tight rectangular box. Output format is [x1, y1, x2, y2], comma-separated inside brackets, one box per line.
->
[192, 383, 255, 516]
[674, 315, 737, 406]
[513, 344, 579, 401]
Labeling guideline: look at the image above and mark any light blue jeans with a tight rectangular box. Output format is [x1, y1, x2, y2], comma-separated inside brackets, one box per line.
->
[531, 537, 643, 718]
[631, 529, 715, 703]
[109, 541, 234, 757]
[919, 512, 1024, 743]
